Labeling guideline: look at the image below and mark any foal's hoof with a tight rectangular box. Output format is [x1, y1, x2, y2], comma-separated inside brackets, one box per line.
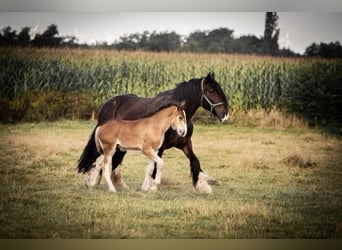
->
[150, 182, 158, 191]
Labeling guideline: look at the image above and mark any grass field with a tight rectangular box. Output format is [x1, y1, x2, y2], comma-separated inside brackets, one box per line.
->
[0, 120, 341, 238]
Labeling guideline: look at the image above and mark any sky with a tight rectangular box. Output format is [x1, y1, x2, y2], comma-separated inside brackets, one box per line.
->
[1, 12, 342, 54]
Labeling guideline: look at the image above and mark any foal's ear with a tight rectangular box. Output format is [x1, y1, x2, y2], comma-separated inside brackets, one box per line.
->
[177, 100, 186, 110]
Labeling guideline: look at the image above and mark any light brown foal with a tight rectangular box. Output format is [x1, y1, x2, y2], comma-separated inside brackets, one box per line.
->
[94, 102, 187, 192]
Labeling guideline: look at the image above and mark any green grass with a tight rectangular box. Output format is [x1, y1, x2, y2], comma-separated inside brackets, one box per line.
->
[0, 120, 341, 238]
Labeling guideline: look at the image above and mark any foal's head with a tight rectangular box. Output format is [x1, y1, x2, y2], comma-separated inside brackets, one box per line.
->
[170, 101, 187, 137]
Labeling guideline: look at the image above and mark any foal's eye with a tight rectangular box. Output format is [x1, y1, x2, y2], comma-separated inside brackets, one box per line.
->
[179, 116, 184, 121]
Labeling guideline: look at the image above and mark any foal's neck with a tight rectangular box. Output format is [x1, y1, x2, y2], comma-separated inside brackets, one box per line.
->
[149, 106, 176, 129]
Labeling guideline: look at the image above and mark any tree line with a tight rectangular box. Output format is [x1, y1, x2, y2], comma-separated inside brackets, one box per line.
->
[1, 12, 341, 58]
[0, 24, 76, 48]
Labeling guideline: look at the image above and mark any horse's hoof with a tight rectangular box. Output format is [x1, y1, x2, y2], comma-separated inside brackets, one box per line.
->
[195, 172, 213, 194]
[84, 168, 102, 188]
[114, 182, 130, 190]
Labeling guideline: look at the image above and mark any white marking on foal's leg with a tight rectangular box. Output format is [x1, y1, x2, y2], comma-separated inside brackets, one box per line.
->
[142, 149, 164, 192]
[195, 172, 213, 194]
[154, 160, 162, 185]
[103, 155, 116, 192]
[141, 160, 155, 191]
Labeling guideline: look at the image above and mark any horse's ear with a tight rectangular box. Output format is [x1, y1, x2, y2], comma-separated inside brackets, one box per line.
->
[207, 72, 215, 80]
[177, 100, 186, 110]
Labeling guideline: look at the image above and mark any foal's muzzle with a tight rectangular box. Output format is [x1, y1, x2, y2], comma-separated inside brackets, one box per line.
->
[177, 126, 187, 137]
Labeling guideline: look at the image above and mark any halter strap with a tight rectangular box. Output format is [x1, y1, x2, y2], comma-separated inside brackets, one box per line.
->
[200, 78, 225, 115]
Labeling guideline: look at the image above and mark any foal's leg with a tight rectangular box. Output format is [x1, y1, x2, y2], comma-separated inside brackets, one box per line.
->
[141, 159, 156, 191]
[141, 148, 163, 191]
[103, 151, 117, 192]
[110, 150, 129, 190]
[152, 148, 165, 185]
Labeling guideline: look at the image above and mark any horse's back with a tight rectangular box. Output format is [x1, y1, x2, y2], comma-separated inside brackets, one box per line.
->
[98, 93, 174, 122]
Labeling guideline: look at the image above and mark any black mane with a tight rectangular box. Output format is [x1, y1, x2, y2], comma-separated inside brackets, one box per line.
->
[172, 78, 201, 102]
[165, 76, 228, 106]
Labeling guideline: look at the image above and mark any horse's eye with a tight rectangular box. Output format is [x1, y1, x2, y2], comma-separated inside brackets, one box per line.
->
[207, 89, 214, 94]
[179, 116, 184, 121]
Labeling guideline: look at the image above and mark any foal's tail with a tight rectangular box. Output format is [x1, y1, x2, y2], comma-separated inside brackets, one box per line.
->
[94, 126, 102, 154]
[77, 125, 101, 173]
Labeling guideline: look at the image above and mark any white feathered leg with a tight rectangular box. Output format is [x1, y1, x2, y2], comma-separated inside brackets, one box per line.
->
[195, 172, 213, 194]
[141, 159, 156, 191]
[112, 167, 130, 190]
[84, 155, 103, 188]
[103, 154, 116, 192]
[141, 149, 164, 192]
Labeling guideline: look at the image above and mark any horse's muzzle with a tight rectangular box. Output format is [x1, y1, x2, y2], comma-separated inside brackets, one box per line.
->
[221, 112, 229, 123]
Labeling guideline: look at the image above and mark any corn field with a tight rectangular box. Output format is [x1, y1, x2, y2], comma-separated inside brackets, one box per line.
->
[0, 47, 341, 130]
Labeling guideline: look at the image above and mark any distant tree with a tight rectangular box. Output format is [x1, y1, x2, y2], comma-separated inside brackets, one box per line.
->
[115, 31, 181, 52]
[183, 28, 235, 53]
[304, 42, 320, 56]
[148, 31, 181, 52]
[139, 31, 150, 50]
[0, 26, 17, 45]
[0, 24, 80, 48]
[182, 31, 207, 52]
[305, 41, 342, 58]
[33, 24, 62, 47]
[62, 35, 78, 47]
[278, 48, 300, 57]
[262, 12, 280, 55]
[236, 35, 263, 54]
[207, 28, 235, 53]
[17, 27, 31, 46]
[115, 33, 140, 50]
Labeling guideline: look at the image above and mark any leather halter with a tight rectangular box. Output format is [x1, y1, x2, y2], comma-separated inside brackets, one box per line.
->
[200, 78, 225, 115]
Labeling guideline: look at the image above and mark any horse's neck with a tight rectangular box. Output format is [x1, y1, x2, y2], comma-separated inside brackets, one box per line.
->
[172, 80, 202, 119]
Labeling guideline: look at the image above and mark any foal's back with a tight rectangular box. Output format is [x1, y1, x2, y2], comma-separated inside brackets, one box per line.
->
[97, 106, 177, 152]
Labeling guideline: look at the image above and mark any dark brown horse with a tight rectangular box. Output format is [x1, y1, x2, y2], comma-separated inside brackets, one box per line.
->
[77, 72, 229, 193]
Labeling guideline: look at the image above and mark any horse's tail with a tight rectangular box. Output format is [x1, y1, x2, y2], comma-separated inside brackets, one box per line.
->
[77, 125, 101, 173]
[77, 95, 124, 173]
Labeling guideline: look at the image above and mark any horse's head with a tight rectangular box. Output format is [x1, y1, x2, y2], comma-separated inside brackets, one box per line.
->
[171, 100, 187, 137]
[200, 72, 229, 122]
